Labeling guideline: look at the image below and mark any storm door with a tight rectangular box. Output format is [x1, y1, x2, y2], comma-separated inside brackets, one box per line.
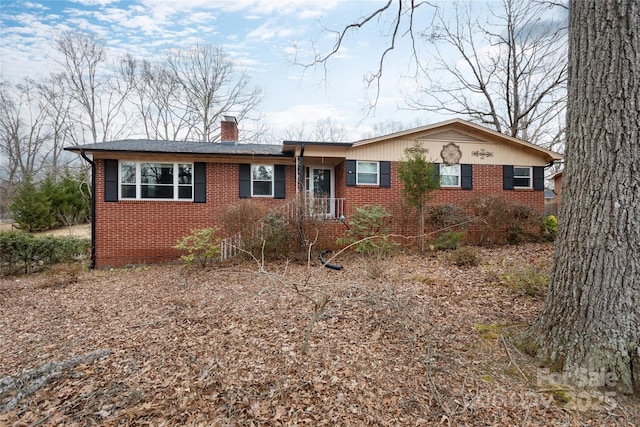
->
[307, 167, 335, 217]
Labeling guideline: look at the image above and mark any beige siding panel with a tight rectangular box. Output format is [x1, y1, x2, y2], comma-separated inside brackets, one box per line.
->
[422, 129, 484, 143]
[349, 131, 547, 166]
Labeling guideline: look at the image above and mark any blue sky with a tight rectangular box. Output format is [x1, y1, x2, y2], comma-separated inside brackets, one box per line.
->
[0, 0, 463, 140]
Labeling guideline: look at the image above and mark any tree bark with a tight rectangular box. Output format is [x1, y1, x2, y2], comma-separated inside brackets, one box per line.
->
[526, 0, 640, 394]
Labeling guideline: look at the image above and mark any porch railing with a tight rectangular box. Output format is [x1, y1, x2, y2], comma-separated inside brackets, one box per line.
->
[281, 194, 345, 220]
[220, 231, 243, 261]
[220, 195, 345, 261]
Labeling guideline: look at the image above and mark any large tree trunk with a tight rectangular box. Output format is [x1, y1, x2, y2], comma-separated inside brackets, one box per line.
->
[526, 0, 639, 394]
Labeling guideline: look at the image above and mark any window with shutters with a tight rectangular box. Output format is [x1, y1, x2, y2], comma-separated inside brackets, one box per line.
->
[119, 161, 193, 200]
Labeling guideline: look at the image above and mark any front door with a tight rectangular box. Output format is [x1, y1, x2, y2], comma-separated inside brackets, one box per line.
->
[308, 167, 334, 217]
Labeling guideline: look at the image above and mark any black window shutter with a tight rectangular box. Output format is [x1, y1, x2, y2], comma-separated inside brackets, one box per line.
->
[503, 165, 514, 190]
[533, 166, 545, 191]
[379, 161, 391, 188]
[274, 165, 286, 199]
[239, 164, 251, 198]
[461, 164, 473, 190]
[433, 163, 441, 186]
[193, 162, 206, 203]
[346, 160, 356, 187]
[104, 159, 118, 202]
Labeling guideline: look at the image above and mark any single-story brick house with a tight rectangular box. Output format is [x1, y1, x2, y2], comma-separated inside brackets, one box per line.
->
[66, 117, 562, 267]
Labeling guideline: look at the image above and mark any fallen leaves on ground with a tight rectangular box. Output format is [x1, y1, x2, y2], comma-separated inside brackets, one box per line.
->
[1, 243, 638, 426]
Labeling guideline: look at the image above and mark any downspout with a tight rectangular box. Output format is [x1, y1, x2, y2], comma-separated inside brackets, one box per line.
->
[298, 144, 305, 193]
[79, 149, 96, 269]
[297, 144, 305, 247]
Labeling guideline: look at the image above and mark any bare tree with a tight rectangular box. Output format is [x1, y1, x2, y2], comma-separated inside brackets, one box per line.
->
[0, 81, 50, 216]
[360, 119, 417, 139]
[301, 0, 566, 149]
[34, 74, 77, 178]
[55, 31, 134, 143]
[298, 0, 433, 108]
[410, 0, 567, 149]
[282, 118, 347, 142]
[0, 81, 50, 181]
[129, 59, 196, 140]
[313, 117, 348, 142]
[166, 44, 264, 142]
[525, 0, 639, 394]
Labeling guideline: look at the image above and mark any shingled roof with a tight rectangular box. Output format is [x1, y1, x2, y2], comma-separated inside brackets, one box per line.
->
[65, 139, 289, 157]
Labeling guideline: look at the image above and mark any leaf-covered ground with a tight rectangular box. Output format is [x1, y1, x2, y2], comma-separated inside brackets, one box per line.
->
[1, 243, 638, 426]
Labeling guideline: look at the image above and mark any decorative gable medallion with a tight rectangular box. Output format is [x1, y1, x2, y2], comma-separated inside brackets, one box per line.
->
[471, 148, 494, 160]
[440, 142, 462, 165]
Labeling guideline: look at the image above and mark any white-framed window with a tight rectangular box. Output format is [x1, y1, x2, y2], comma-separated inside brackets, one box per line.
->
[120, 161, 193, 200]
[514, 166, 532, 189]
[440, 164, 461, 187]
[357, 161, 379, 185]
[252, 164, 274, 197]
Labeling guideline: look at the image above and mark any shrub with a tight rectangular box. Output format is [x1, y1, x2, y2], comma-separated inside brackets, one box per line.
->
[174, 227, 221, 267]
[256, 211, 293, 259]
[426, 204, 470, 231]
[429, 230, 466, 250]
[221, 200, 266, 236]
[337, 205, 397, 255]
[540, 214, 558, 241]
[447, 246, 480, 267]
[0, 232, 89, 276]
[466, 195, 541, 245]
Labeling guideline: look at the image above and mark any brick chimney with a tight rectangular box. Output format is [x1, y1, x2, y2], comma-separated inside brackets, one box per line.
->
[220, 115, 238, 144]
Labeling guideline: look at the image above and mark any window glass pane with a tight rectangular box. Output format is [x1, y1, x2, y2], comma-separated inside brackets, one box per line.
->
[141, 185, 173, 199]
[440, 164, 460, 186]
[141, 163, 173, 184]
[440, 164, 460, 175]
[253, 181, 272, 196]
[178, 186, 192, 199]
[440, 175, 459, 186]
[514, 167, 531, 187]
[358, 162, 377, 173]
[357, 162, 378, 184]
[121, 162, 136, 184]
[121, 184, 136, 198]
[252, 165, 273, 180]
[178, 164, 192, 184]
[358, 173, 378, 184]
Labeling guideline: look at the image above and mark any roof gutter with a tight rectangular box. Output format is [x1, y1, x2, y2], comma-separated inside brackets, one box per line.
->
[79, 149, 96, 269]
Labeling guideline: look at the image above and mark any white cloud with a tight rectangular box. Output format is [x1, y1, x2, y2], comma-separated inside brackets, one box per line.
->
[246, 20, 296, 41]
[70, 0, 119, 5]
[22, 2, 48, 10]
[137, 0, 341, 19]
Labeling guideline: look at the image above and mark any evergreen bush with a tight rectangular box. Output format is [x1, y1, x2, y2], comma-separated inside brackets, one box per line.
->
[10, 178, 54, 232]
[0, 232, 89, 275]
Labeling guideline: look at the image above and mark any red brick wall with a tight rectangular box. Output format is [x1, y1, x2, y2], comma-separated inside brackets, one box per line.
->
[336, 161, 544, 237]
[93, 160, 296, 267]
[93, 159, 545, 267]
[337, 162, 543, 212]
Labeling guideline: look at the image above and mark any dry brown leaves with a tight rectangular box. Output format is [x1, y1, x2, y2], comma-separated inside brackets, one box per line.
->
[1, 243, 638, 426]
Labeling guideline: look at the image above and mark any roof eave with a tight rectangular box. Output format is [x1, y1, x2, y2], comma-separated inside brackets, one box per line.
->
[65, 146, 292, 158]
